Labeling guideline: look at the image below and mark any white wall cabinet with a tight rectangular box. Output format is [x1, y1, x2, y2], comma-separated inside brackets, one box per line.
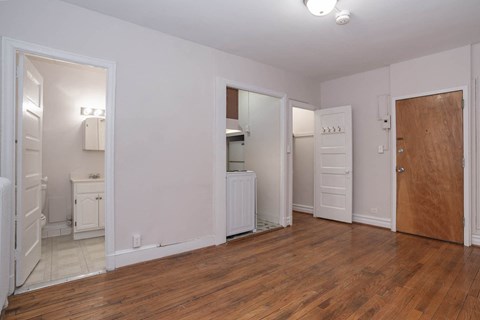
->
[71, 179, 105, 239]
[84, 117, 105, 151]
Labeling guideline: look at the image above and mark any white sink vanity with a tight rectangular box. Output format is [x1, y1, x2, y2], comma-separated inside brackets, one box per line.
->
[71, 175, 105, 240]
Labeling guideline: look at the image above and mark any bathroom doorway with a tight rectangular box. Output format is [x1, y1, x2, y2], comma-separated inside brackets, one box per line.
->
[14, 53, 108, 293]
[1, 38, 116, 295]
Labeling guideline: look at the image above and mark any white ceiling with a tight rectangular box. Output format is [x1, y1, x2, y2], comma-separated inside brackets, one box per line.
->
[62, 0, 480, 80]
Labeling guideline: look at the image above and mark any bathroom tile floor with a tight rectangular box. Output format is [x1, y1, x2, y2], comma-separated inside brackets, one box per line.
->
[19, 235, 105, 290]
[256, 218, 281, 232]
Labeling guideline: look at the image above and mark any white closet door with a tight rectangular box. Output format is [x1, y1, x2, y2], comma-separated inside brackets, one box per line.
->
[16, 54, 44, 286]
[314, 106, 352, 223]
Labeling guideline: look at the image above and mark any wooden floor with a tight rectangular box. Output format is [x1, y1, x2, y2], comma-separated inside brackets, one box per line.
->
[6, 212, 480, 319]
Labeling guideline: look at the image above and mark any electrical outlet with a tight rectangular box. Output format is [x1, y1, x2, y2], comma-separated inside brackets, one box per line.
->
[133, 234, 141, 248]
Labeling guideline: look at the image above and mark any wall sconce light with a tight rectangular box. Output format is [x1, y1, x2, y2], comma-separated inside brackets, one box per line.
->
[81, 107, 105, 117]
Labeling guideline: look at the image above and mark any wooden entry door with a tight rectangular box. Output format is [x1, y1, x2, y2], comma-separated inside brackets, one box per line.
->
[396, 91, 463, 243]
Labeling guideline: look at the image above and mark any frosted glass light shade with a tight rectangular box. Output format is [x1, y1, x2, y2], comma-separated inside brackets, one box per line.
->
[305, 0, 337, 16]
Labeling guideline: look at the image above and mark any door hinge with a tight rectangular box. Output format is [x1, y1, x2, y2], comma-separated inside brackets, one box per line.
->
[462, 158, 465, 168]
[462, 99, 465, 110]
[75, 199, 77, 205]
[74, 221, 77, 227]
[16, 67, 21, 78]
[463, 217, 465, 227]
[14, 219, 17, 250]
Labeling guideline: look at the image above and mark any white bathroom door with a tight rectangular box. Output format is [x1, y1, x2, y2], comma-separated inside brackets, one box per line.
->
[15, 54, 44, 286]
[314, 106, 352, 223]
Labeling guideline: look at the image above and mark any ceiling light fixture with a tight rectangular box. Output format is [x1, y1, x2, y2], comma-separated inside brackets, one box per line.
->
[304, 0, 351, 25]
[304, 0, 337, 16]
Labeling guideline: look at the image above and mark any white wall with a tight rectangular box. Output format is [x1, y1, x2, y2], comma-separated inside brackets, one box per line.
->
[292, 108, 314, 212]
[472, 43, 480, 237]
[0, 0, 316, 258]
[0, 40, 7, 309]
[29, 56, 106, 224]
[319, 46, 473, 230]
[242, 91, 282, 224]
[321, 67, 391, 221]
[0, 178, 12, 310]
[390, 46, 471, 98]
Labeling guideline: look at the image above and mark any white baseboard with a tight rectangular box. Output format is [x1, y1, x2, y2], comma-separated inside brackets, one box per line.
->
[73, 229, 104, 240]
[113, 235, 215, 268]
[258, 212, 280, 225]
[283, 215, 292, 226]
[292, 204, 313, 214]
[472, 234, 480, 246]
[353, 213, 391, 229]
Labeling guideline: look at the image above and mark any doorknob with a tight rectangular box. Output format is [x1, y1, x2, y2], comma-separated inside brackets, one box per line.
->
[396, 167, 405, 173]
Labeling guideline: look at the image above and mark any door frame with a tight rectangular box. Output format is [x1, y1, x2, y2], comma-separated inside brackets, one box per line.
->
[214, 78, 288, 245]
[390, 86, 471, 246]
[1, 37, 117, 293]
[288, 100, 317, 224]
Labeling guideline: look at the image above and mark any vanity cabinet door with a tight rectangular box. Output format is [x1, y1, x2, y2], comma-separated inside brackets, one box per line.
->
[76, 193, 99, 231]
[98, 193, 105, 228]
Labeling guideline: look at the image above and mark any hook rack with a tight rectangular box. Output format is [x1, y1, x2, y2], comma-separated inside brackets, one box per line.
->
[321, 125, 344, 135]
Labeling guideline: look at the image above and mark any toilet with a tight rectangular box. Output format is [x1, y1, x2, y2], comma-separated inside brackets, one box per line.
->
[40, 177, 47, 228]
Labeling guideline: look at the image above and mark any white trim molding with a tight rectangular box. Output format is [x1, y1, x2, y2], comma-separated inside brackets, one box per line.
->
[114, 236, 216, 268]
[472, 234, 480, 246]
[353, 214, 391, 229]
[289, 100, 317, 226]
[293, 132, 314, 138]
[292, 204, 314, 214]
[1, 38, 117, 294]
[391, 86, 471, 246]
[214, 78, 289, 245]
